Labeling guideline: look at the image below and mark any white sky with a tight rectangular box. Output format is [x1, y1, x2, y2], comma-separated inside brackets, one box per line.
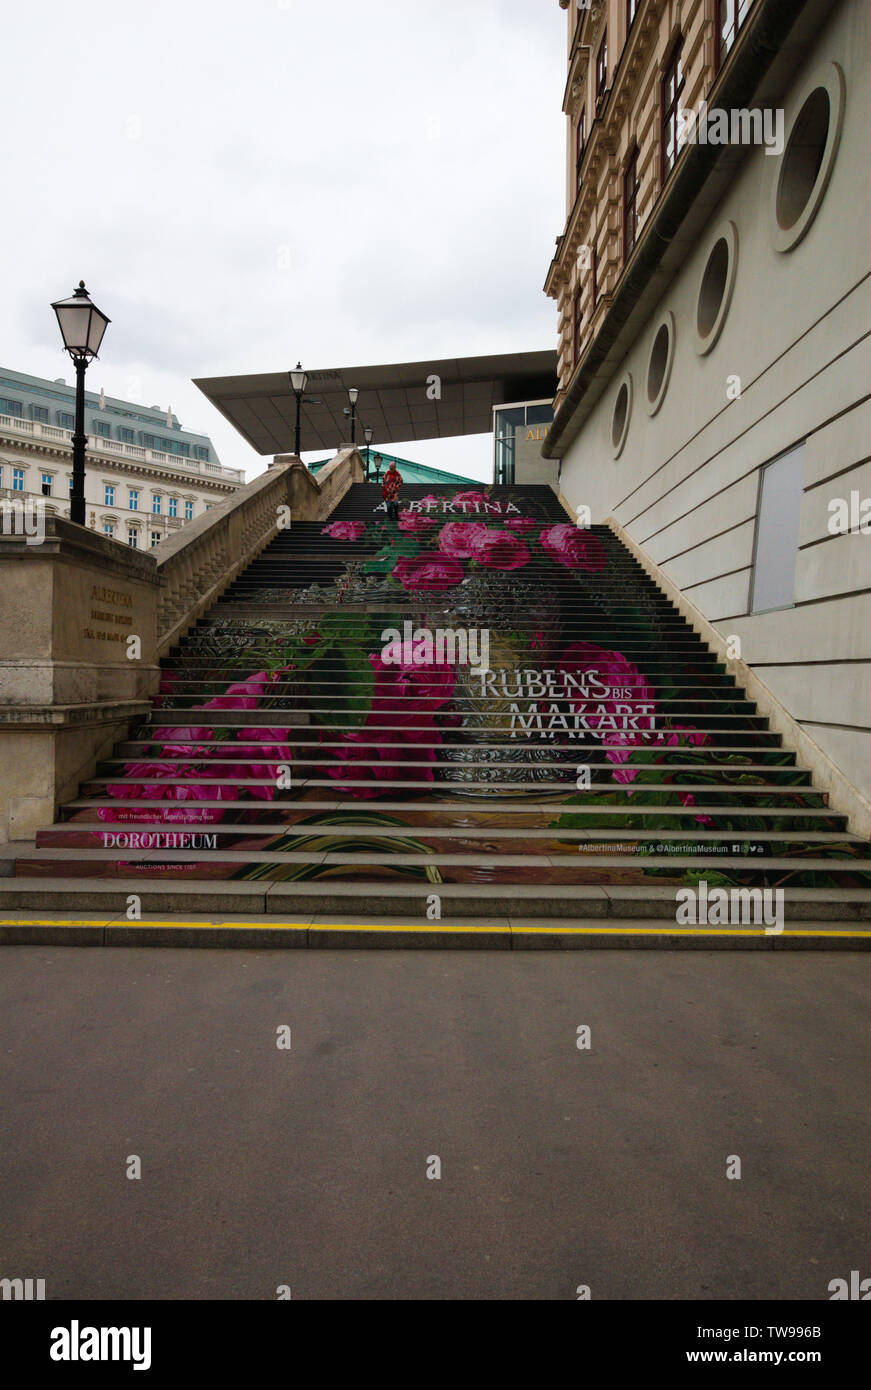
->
[3, 0, 566, 484]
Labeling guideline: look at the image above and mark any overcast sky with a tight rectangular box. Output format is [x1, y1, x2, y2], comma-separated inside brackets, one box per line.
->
[3, 0, 566, 483]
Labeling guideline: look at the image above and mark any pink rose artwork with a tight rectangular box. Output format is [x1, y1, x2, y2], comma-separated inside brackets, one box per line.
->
[397, 510, 437, 534]
[322, 520, 365, 540]
[539, 523, 608, 572]
[392, 554, 465, 591]
[98, 666, 293, 824]
[450, 491, 490, 510]
[558, 641, 657, 788]
[467, 528, 530, 571]
[437, 521, 491, 558]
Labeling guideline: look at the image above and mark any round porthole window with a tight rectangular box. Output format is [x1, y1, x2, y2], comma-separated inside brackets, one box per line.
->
[610, 373, 632, 459]
[645, 311, 674, 416]
[770, 62, 845, 253]
[696, 221, 738, 355]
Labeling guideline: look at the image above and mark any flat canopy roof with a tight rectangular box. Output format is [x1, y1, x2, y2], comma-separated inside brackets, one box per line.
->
[193, 349, 557, 456]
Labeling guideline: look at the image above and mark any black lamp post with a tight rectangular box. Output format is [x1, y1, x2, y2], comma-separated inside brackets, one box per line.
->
[348, 386, 358, 445]
[289, 361, 307, 457]
[51, 280, 110, 526]
[363, 425, 374, 478]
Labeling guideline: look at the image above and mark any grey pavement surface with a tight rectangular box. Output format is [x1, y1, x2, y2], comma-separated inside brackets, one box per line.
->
[0, 947, 868, 1300]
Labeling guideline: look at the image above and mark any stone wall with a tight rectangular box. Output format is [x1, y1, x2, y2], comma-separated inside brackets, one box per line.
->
[0, 449, 365, 841]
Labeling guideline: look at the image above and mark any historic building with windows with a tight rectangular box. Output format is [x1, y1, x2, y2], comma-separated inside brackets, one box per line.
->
[543, 0, 871, 801]
[0, 367, 244, 546]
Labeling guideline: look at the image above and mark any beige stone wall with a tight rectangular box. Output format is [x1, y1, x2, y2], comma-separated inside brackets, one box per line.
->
[549, 0, 733, 404]
[549, 0, 871, 805]
[0, 523, 161, 841]
[0, 450, 365, 842]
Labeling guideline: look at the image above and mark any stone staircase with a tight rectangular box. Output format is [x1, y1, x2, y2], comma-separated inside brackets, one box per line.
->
[5, 481, 871, 930]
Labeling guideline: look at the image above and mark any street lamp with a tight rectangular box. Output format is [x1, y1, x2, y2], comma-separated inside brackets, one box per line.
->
[51, 280, 110, 526]
[363, 425, 374, 478]
[289, 361, 307, 457]
[348, 386, 359, 445]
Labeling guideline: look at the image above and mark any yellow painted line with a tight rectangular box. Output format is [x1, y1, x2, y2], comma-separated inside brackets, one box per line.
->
[0, 918, 307, 929]
[0, 919, 869, 937]
[512, 925, 871, 937]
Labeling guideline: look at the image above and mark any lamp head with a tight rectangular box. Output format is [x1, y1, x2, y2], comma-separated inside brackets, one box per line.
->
[51, 280, 110, 361]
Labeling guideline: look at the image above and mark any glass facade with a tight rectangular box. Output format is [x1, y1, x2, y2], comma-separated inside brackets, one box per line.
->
[493, 400, 555, 485]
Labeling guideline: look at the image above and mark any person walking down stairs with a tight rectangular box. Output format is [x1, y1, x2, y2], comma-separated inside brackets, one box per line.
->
[382, 460, 403, 520]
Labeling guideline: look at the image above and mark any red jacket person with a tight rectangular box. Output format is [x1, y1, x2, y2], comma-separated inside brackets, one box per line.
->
[382, 462, 403, 519]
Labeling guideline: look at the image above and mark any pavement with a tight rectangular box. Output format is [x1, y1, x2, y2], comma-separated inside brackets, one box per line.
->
[0, 947, 868, 1300]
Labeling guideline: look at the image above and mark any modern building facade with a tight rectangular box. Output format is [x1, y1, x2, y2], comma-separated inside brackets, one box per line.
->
[494, 400, 555, 485]
[0, 367, 244, 546]
[543, 0, 871, 800]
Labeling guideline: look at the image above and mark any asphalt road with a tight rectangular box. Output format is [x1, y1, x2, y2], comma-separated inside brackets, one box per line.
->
[0, 948, 867, 1300]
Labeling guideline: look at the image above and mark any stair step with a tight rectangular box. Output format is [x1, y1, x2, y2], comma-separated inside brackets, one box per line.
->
[2, 877, 869, 921]
[12, 481, 865, 922]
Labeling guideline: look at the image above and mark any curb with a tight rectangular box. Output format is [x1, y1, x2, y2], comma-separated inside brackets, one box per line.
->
[1, 918, 870, 949]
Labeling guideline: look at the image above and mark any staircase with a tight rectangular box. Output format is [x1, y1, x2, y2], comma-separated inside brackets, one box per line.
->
[6, 482, 871, 932]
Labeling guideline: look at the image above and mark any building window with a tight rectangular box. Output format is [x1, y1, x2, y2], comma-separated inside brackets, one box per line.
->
[750, 443, 805, 613]
[595, 30, 608, 104]
[194, 445, 209, 461]
[127, 528, 139, 548]
[715, 0, 751, 73]
[770, 63, 845, 254]
[696, 220, 739, 354]
[205, 504, 212, 512]
[32, 405, 49, 423]
[104, 485, 115, 506]
[151, 531, 162, 548]
[169, 496, 178, 518]
[627, 0, 639, 31]
[661, 38, 685, 181]
[645, 311, 675, 417]
[58, 411, 75, 429]
[0, 397, 24, 417]
[41, 473, 52, 495]
[591, 245, 598, 307]
[573, 285, 583, 366]
[611, 374, 633, 459]
[93, 419, 111, 437]
[103, 522, 115, 537]
[127, 489, 139, 511]
[575, 106, 586, 191]
[143, 433, 192, 457]
[184, 500, 194, 521]
[152, 495, 162, 514]
[12, 468, 25, 491]
[624, 145, 640, 260]
[119, 427, 135, 444]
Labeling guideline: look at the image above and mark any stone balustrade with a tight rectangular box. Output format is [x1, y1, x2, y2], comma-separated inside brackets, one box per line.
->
[0, 448, 365, 841]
